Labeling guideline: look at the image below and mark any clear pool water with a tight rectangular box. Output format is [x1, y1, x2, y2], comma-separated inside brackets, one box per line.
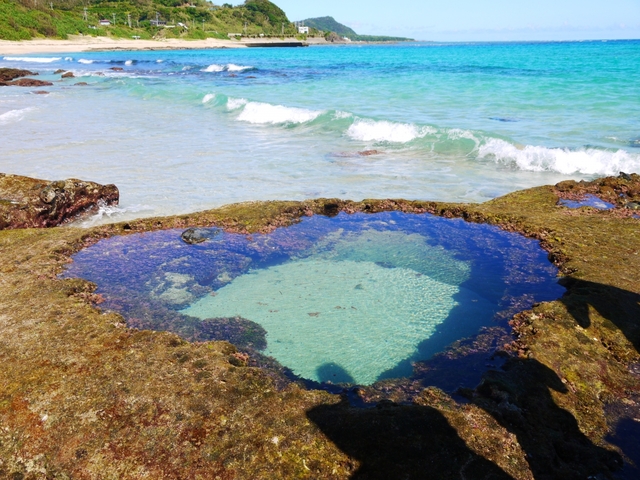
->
[63, 212, 564, 385]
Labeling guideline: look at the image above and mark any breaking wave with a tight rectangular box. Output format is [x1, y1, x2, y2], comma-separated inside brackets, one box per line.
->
[78, 59, 94, 64]
[3, 56, 61, 63]
[199, 93, 640, 176]
[347, 119, 436, 143]
[201, 63, 254, 73]
[478, 138, 640, 176]
[236, 101, 323, 125]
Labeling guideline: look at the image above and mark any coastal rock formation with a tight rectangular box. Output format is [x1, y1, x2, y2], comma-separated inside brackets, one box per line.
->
[1, 78, 53, 87]
[0, 179, 638, 478]
[0, 68, 50, 87]
[61, 71, 75, 78]
[0, 68, 37, 82]
[0, 173, 119, 229]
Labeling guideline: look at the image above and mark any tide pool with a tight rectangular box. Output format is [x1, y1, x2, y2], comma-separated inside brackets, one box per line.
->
[63, 212, 564, 386]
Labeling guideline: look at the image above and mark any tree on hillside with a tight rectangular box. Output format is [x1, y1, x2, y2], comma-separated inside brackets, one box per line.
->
[244, 0, 289, 26]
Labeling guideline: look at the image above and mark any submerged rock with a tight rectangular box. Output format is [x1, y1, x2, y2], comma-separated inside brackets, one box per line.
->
[181, 227, 221, 244]
[0, 173, 119, 229]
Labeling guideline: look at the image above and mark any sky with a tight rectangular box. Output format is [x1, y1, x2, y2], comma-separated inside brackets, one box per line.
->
[238, 0, 640, 41]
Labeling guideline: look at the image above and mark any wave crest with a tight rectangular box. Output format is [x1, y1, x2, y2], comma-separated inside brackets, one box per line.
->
[478, 138, 640, 175]
[347, 119, 436, 143]
[3, 56, 61, 63]
[201, 63, 254, 73]
[236, 102, 323, 125]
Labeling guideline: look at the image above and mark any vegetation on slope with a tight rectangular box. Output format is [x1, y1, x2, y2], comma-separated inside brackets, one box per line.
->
[0, 0, 300, 41]
[301, 15, 414, 42]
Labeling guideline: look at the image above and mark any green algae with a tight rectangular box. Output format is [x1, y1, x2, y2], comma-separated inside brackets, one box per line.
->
[0, 176, 639, 478]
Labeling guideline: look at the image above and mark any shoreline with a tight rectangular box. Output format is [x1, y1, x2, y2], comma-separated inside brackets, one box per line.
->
[0, 35, 330, 55]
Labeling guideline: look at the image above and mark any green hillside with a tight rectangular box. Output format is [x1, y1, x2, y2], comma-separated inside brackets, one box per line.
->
[302, 16, 356, 37]
[0, 0, 299, 41]
[300, 15, 413, 42]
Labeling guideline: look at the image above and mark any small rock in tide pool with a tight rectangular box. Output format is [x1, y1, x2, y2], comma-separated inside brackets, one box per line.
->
[74, 82, 88, 86]
[619, 172, 633, 181]
[625, 202, 640, 211]
[32, 90, 49, 95]
[181, 227, 221, 244]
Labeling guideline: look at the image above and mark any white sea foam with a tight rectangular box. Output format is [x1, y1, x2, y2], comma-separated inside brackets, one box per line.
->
[0, 108, 33, 126]
[347, 119, 435, 143]
[227, 64, 252, 72]
[124, 60, 133, 66]
[3, 56, 61, 63]
[201, 63, 253, 73]
[226, 97, 248, 111]
[237, 102, 323, 124]
[64, 57, 73, 62]
[202, 93, 216, 104]
[202, 64, 225, 73]
[74, 203, 153, 228]
[156, 59, 164, 63]
[333, 110, 353, 120]
[478, 138, 640, 176]
[78, 59, 94, 64]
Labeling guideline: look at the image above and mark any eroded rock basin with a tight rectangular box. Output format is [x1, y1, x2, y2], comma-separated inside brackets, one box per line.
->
[63, 212, 563, 387]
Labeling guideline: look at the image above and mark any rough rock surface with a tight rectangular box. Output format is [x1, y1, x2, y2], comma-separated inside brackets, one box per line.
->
[0, 68, 37, 82]
[0, 173, 119, 229]
[1, 78, 54, 87]
[0, 177, 639, 478]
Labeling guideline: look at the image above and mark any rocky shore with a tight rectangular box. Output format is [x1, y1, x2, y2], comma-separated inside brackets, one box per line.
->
[0, 173, 118, 229]
[0, 175, 639, 479]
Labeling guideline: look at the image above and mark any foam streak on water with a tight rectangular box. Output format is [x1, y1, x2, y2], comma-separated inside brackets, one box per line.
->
[1, 41, 639, 224]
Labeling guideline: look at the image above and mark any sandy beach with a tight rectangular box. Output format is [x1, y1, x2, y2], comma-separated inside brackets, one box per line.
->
[0, 35, 328, 55]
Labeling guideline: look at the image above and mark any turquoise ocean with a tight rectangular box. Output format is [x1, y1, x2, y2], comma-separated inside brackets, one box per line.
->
[1, 40, 639, 224]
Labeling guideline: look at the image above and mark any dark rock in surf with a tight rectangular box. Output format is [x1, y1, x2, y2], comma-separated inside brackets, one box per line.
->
[74, 82, 88, 86]
[61, 72, 75, 78]
[0, 68, 37, 82]
[54, 69, 65, 74]
[110, 67, 124, 71]
[3, 78, 53, 87]
[0, 173, 119, 229]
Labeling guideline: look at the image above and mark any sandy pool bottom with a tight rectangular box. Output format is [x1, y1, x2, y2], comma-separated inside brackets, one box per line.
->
[182, 257, 492, 385]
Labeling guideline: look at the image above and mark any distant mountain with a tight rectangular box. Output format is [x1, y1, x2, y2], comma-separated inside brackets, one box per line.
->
[299, 15, 413, 42]
[301, 16, 357, 37]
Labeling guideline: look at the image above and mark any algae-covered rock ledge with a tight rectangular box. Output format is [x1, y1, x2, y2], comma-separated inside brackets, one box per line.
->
[1, 176, 639, 479]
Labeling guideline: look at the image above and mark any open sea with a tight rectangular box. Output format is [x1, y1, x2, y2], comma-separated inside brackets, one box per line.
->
[1, 40, 639, 224]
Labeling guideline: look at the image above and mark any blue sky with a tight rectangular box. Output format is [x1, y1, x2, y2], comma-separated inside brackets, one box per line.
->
[239, 0, 640, 41]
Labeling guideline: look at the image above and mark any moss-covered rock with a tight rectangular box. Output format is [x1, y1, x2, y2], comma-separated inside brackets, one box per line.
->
[0, 173, 119, 229]
[0, 176, 639, 478]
